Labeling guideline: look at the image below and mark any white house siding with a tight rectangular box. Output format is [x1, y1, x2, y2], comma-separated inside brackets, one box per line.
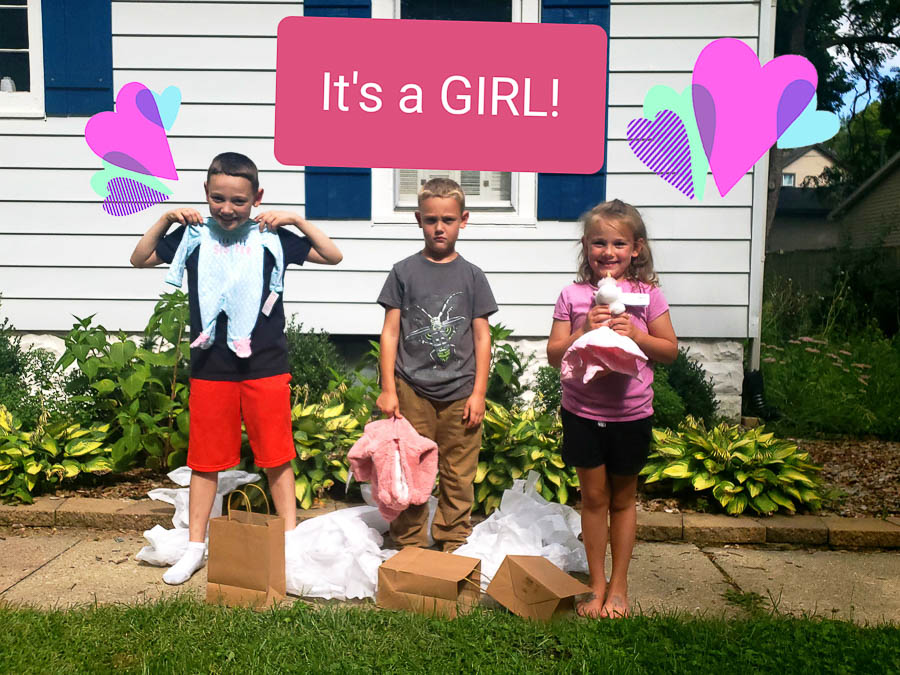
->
[0, 0, 769, 418]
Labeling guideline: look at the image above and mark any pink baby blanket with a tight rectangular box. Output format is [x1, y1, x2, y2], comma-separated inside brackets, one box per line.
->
[560, 326, 649, 384]
[348, 416, 438, 522]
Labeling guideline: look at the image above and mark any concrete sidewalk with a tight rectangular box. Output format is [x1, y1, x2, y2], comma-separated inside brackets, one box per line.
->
[1, 525, 898, 624]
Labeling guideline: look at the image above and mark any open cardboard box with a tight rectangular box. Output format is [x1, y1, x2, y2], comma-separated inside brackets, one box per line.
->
[486, 555, 591, 621]
[377, 547, 481, 618]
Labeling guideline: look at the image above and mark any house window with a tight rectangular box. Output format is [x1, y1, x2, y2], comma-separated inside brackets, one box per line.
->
[371, 0, 539, 224]
[782, 173, 796, 187]
[0, 0, 44, 117]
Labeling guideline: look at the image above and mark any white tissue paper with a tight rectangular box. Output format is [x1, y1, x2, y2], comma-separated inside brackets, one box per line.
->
[135, 467, 260, 566]
[454, 471, 587, 589]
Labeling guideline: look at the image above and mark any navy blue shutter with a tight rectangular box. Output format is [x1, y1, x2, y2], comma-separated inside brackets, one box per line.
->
[304, 0, 372, 219]
[538, 0, 610, 220]
[42, 0, 113, 116]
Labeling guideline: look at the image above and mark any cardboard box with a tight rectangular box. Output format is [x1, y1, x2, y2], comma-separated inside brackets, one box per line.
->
[206, 509, 286, 609]
[486, 555, 591, 621]
[377, 547, 481, 618]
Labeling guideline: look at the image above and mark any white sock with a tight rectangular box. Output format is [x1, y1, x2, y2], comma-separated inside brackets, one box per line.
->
[163, 541, 206, 585]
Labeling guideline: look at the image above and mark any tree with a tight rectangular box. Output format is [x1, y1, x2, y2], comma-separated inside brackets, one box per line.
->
[766, 0, 900, 236]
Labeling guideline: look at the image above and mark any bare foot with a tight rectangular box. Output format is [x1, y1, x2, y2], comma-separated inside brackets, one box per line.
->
[576, 592, 606, 619]
[600, 592, 630, 619]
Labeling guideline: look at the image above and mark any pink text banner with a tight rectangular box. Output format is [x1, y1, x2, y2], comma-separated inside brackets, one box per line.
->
[274, 17, 608, 174]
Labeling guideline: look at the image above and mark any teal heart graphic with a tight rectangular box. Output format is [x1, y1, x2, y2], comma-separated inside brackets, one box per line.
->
[776, 93, 840, 149]
[643, 85, 710, 200]
[90, 160, 173, 200]
[151, 86, 182, 130]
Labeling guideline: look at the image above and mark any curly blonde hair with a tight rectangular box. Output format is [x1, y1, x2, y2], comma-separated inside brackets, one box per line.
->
[576, 199, 658, 285]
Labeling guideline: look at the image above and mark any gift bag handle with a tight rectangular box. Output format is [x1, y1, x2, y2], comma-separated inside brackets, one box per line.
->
[226, 483, 271, 519]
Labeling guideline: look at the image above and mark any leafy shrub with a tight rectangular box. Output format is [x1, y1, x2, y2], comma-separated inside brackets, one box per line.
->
[662, 349, 718, 426]
[651, 366, 686, 429]
[476, 401, 576, 514]
[486, 323, 531, 410]
[533, 365, 561, 414]
[0, 405, 112, 503]
[285, 321, 348, 401]
[0, 305, 66, 429]
[56, 292, 191, 472]
[760, 330, 900, 439]
[640, 417, 823, 515]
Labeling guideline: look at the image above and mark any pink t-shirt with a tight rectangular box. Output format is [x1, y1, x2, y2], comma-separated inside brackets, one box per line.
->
[553, 279, 670, 422]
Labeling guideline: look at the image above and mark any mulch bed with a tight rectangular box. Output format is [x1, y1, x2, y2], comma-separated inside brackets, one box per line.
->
[46, 440, 900, 518]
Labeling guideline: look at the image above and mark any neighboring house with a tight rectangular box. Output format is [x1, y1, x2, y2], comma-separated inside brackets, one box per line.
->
[780, 144, 836, 188]
[829, 149, 900, 250]
[0, 0, 777, 420]
[768, 187, 837, 252]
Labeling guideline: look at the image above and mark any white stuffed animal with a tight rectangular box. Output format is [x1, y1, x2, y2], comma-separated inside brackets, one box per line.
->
[594, 273, 626, 316]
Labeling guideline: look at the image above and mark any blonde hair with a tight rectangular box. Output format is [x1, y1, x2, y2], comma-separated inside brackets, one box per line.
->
[418, 177, 466, 211]
[577, 199, 658, 285]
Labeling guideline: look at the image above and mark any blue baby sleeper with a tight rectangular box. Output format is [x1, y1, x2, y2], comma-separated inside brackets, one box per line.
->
[165, 218, 284, 358]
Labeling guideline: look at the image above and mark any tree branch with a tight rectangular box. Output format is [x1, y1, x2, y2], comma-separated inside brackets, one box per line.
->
[823, 35, 900, 49]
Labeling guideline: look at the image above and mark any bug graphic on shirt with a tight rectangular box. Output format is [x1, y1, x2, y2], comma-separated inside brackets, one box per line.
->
[405, 292, 466, 364]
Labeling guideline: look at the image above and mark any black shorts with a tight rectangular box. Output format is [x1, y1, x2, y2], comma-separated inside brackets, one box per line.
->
[560, 407, 652, 475]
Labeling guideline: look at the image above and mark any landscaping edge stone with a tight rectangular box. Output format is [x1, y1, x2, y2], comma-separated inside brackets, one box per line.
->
[1, 498, 898, 548]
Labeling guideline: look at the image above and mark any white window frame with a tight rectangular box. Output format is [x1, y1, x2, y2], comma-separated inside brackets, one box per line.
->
[782, 172, 796, 187]
[0, 0, 45, 118]
[370, 0, 540, 226]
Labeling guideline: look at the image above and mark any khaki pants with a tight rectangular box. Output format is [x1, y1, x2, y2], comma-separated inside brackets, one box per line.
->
[390, 378, 482, 551]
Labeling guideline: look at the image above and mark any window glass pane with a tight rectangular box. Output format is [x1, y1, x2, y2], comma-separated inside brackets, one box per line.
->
[398, 1, 514, 208]
[0, 52, 30, 92]
[782, 173, 795, 187]
[0, 7, 29, 49]
[401, 0, 511, 22]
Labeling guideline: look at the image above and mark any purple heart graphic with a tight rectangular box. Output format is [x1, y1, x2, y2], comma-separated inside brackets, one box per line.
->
[84, 82, 178, 180]
[692, 39, 816, 197]
[627, 110, 695, 199]
[102, 176, 171, 216]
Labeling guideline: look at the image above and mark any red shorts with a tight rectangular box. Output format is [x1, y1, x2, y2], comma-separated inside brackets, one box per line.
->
[187, 373, 295, 472]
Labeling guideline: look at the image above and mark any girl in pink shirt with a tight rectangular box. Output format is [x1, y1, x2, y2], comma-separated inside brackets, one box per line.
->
[547, 200, 678, 618]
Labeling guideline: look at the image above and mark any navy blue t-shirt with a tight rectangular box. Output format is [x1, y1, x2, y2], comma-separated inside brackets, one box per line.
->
[156, 224, 311, 381]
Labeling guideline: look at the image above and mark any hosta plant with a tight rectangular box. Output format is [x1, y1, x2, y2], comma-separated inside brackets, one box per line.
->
[640, 416, 823, 515]
[0, 405, 112, 503]
[475, 401, 577, 514]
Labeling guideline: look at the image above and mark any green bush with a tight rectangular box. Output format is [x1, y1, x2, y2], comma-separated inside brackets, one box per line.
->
[285, 320, 348, 401]
[662, 349, 719, 426]
[640, 417, 823, 515]
[486, 323, 532, 410]
[651, 366, 687, 429]
[761, 329, 900, 439]
[476, 401, 575, 514]
[0, 405, 113, 503]
[533, 365, 561, 414]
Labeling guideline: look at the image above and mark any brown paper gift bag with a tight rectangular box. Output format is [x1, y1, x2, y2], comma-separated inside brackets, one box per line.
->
[486, 555, 591, 621]
[206, 486, 286, 608]
[377, 547, 481, 618]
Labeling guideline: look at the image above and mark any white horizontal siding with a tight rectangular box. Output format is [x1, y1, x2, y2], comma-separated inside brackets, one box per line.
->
[0, 0, 762, 338]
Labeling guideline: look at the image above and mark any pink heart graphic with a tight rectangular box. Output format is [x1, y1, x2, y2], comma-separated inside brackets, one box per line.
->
[102, 176, 171, 216]
[692, 38, 816, 197]
[627, 110, 694, 199]
[85, 82, 178, 180]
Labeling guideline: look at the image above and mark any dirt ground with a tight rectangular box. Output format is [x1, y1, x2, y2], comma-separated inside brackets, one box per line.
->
[49, 439, 900, 518]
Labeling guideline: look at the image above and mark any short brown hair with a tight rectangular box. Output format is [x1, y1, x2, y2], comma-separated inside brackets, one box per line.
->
[418, 176, 466, 211]
[207, 152, 259, 192]
[577, 199, 658, 285]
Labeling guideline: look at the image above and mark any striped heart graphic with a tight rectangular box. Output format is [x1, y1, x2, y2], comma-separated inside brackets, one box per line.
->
[626, 109, 695, 199]
[102, 176, 171, 216]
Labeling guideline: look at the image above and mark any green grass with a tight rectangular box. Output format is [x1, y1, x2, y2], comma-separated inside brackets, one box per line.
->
[0, 598, 898, 673]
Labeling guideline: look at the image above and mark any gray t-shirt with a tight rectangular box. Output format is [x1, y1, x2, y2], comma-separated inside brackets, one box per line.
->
[378, 252, 498, 401]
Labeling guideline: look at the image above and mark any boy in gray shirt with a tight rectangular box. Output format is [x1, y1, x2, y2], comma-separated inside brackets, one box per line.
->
[376, 177, 497, 551]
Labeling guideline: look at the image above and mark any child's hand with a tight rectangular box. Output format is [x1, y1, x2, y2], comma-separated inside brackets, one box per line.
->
[582, 304, 612, 332]
[609, 314, 640, 340]
[165, 208, 204, 226]
[462, 394, 485, 429]
[376, 390, 402, 419]
[254, 211, 300, 232]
